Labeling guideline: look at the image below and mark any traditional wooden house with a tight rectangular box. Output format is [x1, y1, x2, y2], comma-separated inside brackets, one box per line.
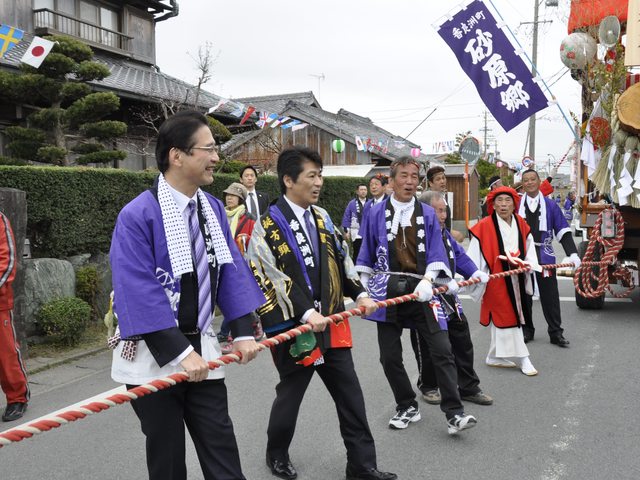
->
[222, 92, 430, 174]
[0, 0, 225, 170]
[442, 163, 480, 221]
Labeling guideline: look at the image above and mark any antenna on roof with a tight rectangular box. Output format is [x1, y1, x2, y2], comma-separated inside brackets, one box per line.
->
[309, 73, 325, 102]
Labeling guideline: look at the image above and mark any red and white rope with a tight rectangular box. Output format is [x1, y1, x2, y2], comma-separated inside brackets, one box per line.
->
[0, 254, 618, 449]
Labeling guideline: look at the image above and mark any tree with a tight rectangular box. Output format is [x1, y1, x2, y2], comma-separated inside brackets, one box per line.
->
[0, 35, 127, 166]
[190, 41, 219, 109]
[444, 130, 472, 164]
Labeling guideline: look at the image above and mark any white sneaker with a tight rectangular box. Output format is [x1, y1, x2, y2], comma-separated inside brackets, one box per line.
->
[447, 413, 477, 435]
[485, 356, 517, 368]
[518, 357, 538, 376]
[389, 406, 421, 429]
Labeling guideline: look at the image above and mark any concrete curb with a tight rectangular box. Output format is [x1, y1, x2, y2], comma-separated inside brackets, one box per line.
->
[26, 346, 109, 376]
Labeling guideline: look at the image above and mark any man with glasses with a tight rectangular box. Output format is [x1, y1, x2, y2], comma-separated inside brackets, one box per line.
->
[109, 110, 265, 480]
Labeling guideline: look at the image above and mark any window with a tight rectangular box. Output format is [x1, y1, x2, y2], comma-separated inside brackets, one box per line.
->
[34, 1, 121, 49]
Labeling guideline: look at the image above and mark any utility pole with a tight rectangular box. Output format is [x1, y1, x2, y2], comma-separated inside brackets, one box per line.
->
[479, 110, 492, 159]
[522, 1, 554, 162]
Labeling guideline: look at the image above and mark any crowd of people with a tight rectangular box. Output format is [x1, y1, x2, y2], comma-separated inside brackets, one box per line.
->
[105, 112, 582, 480]
[2, 110, 583, 480]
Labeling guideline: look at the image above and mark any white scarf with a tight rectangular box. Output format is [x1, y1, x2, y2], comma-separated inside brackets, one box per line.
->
[518, 191, 547, 233]
[389, 195, 415, 236]
[157, 174, 233, 278]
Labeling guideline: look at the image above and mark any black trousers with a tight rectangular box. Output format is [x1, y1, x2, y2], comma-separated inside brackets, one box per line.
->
[128, 379, 245, 480]
[352, 238, 362, 263]
[266, 345, 377, 472]
[523, 270, 563, 339]
[376, 302, 463, 418]
[409, 312, 481, 397]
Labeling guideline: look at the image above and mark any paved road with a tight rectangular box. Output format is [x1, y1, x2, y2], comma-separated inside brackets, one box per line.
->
[2, 279, 639, 480]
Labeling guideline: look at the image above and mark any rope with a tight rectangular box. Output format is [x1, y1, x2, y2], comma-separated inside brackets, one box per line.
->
[0, 256, 618, 449]
[573, 207, 635, 299]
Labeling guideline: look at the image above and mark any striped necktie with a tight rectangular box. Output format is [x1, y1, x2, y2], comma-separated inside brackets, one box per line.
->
[188, 200, 212, 331]
[304, 209, 319, 260]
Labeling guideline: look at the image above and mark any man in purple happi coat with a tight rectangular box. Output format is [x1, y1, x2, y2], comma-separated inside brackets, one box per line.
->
[356, 156, 477, 436]
[110, 110, 265, 480]
[519, 169, 581, 347]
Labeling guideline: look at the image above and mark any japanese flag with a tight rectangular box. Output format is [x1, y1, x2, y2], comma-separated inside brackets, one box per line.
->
[21, 36, 55, 68]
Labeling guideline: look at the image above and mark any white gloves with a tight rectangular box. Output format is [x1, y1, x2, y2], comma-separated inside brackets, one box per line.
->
[569, 253, 581, 269]
[471, 270, 490, 284]
[413, 278, 434, 302]
[445, 278, 459, 294]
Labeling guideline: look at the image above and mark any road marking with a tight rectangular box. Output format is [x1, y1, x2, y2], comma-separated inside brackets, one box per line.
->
[539, 343, 601, 480]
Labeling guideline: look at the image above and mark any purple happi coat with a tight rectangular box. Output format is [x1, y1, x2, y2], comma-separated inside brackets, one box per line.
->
[356, 198, 451, 323]
[111, 189, 265, 339]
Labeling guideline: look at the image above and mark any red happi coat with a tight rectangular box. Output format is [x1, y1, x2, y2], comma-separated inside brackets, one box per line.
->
[469, 213, 531, 328]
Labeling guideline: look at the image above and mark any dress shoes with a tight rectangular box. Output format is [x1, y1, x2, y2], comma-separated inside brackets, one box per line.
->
[2, 402, 27, 422]
[550, 335, 570, 347]
[523, 333, 533, 344]
[266, 453, 297, 480]
[346, 466, 398, 480]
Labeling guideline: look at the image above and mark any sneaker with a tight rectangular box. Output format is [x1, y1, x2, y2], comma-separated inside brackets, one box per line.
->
[388, 406, 421, 429]
[447, 413, 477, 435]
[461, 391, 494, 405]
[421, 389, 441, 405]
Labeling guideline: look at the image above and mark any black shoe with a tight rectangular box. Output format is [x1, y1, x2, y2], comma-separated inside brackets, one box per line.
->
[2, 402, 27, 422]
[550, 336, 570, 347]
[523, 334, 533, 344]
[266, 453, 297, 480]
[346, 466, 398, 480]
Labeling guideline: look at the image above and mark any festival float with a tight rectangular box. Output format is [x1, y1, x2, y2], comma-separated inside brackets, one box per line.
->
[566, 0, 640, 308]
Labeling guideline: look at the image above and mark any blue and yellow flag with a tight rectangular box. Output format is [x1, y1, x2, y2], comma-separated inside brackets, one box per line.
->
[0, 24, 25, 58]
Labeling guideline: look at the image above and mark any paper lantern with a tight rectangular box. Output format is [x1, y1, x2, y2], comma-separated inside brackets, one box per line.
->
[332, 139, 345, 153]
[496, 161, 503, 168]
[410, 147, 421, 158]
[560, 32, 597, 69]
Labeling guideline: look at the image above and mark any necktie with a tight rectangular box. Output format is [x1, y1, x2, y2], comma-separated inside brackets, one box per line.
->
[303, 209, 319, 259]
[188, 200, 212, 332]
[248, 192, 259, 218]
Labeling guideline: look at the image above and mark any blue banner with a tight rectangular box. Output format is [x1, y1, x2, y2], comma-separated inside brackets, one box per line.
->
[437, 0, 549, 132]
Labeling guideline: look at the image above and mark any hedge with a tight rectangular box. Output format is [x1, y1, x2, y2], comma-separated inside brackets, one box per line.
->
[0, 166, 365, 258]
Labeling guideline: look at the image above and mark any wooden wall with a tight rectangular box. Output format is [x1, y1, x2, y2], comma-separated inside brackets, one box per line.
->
[229, 125, 375, 171]
[447, 172, 479, 220]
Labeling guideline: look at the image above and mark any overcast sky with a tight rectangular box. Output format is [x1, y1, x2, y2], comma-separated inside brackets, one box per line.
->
[156, 0, 581, 172]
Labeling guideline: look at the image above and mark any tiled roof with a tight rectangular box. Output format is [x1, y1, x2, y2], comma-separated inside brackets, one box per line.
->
[0, 33, 221, 110]
[281, 101, 429, 162]
[233, 91, 320, 114]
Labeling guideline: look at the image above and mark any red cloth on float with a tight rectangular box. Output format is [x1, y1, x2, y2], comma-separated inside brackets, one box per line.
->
[568, 0, 628, 33]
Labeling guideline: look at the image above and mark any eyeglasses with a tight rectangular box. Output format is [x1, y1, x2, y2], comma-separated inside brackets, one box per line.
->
[190, 145, 219, 155]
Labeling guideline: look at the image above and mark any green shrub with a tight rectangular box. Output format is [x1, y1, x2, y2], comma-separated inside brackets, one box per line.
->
[37, 146, 67, 165]
[80, 120, 127, 140]
[0, 155, 27, 166]
[38, 297, 91, 346]
[76, 265, 99, 321]
[0, 166, 364, 257]
[76, 149, 126, 165]
[207, 116, 232, 144]
[71, 142, 104, 154]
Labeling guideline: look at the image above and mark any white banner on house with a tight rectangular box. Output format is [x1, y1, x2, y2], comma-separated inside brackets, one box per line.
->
[425, 140, 456, 155]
